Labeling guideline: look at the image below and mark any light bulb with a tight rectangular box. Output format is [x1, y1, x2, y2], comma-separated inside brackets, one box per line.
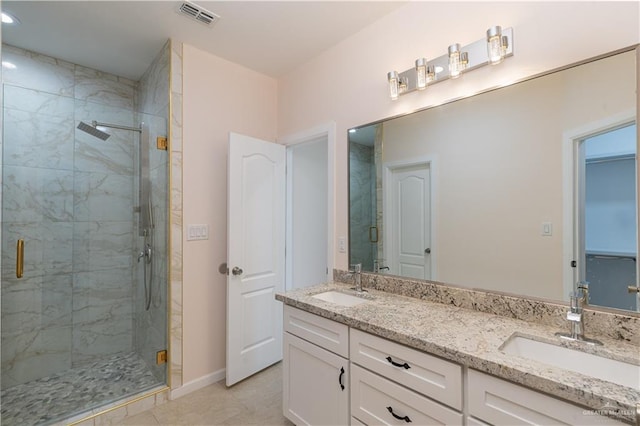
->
[415, 58, 427, 90]
[1, 12, 19, 24]
[487, 26, 505, 65]
[426, 65, 436, 83]
[388, 71, 399, 100]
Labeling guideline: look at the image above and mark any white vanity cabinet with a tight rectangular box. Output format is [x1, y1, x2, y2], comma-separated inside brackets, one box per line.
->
[350, 329, 463, 425]
[468, 370, 628, 425]
[283, 306, 350, 425]
[282, 303, 629, 426]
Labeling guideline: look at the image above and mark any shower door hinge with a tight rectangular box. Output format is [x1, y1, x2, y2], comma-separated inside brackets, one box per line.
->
[156, 350, 168, 365]
[156, 136, 168, 151]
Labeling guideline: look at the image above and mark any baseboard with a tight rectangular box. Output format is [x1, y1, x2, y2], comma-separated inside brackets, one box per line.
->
[170, 368, 225, 400]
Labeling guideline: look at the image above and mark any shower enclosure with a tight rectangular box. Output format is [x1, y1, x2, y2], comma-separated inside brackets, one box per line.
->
[1, 43, 170, 425]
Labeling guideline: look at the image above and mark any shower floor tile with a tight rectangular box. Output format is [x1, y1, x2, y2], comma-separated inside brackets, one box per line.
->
[1, 351, 162, 426]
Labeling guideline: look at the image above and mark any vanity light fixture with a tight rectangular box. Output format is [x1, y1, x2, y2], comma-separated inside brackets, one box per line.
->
[386, 25, 514, 100]
[487, 26, 508, 64]
[448, 44, 468, 79]
[388, 71, 400, 100]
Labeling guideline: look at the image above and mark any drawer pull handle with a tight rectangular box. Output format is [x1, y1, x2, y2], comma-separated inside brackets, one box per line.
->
[387, 406, 412, 423]
[338, 366, 345, 391]
[386, 356, 411, 369]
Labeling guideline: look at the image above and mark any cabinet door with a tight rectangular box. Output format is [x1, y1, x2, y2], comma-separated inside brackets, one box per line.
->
[283, 332, 349, 425]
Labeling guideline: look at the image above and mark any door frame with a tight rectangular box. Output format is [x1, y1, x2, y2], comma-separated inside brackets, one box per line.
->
[561, 109, 637, 301]
[382, 157, 437, 280]
[279, 122, 336, 290]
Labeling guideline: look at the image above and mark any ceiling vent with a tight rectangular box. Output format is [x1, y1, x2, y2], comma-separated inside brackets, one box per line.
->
[178, 1, 220, 26]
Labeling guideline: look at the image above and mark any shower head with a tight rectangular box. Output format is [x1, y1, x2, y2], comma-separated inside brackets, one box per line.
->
[77, 121, 110, 140]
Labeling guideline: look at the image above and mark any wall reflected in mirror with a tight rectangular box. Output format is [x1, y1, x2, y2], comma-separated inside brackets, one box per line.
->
[348, 48, 638, 313]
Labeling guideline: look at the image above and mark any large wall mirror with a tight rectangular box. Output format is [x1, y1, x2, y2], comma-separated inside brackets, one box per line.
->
[349, 47, 638, 313]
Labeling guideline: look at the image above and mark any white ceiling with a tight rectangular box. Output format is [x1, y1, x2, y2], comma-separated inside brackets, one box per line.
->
[1, 1, 405, 80]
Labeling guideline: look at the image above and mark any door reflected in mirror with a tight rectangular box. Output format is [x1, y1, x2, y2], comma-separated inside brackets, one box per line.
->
[581, 124, 637, 311]
[348, 48, 638, 313]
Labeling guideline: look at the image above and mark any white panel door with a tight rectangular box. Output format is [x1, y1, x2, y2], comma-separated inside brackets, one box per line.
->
[389, 164, 431, 279]
[227, 132, 285, 386]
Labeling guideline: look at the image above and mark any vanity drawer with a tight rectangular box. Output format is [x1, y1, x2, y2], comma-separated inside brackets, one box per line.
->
[284, 305, 349, 357]
[351, 364, 463, 425]
[468, 370, 627, 425]
[350, 328, 462, 410]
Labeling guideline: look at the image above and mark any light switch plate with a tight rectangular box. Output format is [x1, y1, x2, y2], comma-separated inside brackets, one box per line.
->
[338, 237, 346, 253]
[541, 222, 553, 237]
[187, 224, 209, 241]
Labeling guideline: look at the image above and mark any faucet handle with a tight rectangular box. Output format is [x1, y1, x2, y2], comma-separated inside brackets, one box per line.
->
[577, 281, 589, 305]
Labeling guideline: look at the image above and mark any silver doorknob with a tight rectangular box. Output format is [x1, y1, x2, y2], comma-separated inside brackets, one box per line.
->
[628, 285, 640, 294]
[425, 248, 431, 254]
[232, 266, 243, 276]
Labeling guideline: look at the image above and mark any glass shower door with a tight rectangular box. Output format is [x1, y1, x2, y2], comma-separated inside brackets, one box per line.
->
[1, 83, 76, 390]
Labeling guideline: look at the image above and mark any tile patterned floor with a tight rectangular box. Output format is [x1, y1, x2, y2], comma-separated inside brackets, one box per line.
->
[121, 362, 294, 425]
[0, 352, 162, 426]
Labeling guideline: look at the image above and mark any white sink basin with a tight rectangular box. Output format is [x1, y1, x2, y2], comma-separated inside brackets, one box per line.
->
[312, 291, 369, 307]
[501, 335, 640, 389]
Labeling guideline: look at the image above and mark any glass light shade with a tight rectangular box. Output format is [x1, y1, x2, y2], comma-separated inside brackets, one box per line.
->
[387, 71, 399, 100]
[448, 44, 463, 79]
[415, 58, 427, 90]
[487, 26, 505, 65]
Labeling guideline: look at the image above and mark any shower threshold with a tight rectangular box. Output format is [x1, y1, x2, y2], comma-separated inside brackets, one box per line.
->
[1, 352, 163, 426]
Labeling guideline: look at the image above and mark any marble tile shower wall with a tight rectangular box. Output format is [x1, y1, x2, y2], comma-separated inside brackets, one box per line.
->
[374, 125, 384, 264]
[349, 142, 376, 271]
[1, 45, 137, 388]
[135, 41, 169, 383]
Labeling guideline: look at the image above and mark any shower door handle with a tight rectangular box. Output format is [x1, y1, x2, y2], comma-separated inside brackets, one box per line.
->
[16, 239, 24, 279]
[232, 267, 243, 276]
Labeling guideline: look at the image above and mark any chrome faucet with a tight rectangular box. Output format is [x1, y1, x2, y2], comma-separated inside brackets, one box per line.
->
[347, 263, 364, 292]
[556, 281, 602, 345]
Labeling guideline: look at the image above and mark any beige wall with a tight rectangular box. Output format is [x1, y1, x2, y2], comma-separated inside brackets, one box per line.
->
[179, 2, 639, 386]
[182, 44, 277, 384]
[277, 1, 640, 274]
[382, 52, 636, 300]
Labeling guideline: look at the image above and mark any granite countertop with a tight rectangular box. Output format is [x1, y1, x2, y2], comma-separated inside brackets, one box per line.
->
[276, 282, 640, 424]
